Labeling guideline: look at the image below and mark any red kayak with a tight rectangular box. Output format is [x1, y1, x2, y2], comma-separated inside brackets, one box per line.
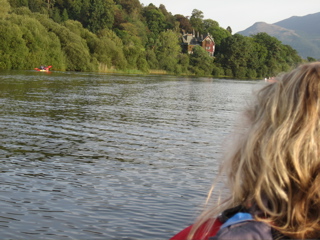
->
[34, 65, 52, 72]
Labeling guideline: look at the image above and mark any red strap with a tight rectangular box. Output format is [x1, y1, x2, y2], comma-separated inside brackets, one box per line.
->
[170, 218, 222, 240]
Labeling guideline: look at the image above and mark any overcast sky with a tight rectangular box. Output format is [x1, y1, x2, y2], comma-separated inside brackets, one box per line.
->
[139, 0, 319, 33]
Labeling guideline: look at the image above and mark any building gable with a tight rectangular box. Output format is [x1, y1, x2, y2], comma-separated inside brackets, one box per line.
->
[181, 32, 215, 56]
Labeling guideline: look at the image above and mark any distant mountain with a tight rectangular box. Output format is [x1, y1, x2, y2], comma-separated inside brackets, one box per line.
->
[275, 13, 320, 38]
[237, 12, 320, 59]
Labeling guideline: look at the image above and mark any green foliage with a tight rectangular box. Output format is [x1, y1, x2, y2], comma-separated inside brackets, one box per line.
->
[1, 1, 303, 77]
[216, 33, 302, 78]
[158, 4, 175, 30]
[32, 13, 96, 71]
[64, 41, 94, 71]
[123, 45, 139, 69]
[307, 56, 317, 62]
[252, 32, 302, 76]
[115, 0, 142, 17]
[177, 53, 189, 74]
[61, 9, 68, 22]
[118, 20, 148, 45]
[203, 19, 219, 32]
[189, 45, 213, 76]
[226, 26, 232, 34]
[28, 0, 47, 13]
[190, 9, 204, 33]
[145, 49, 158, 69]
[86, 0, 115, 33]
[143, 5, 166, 36]
[9, 13, 65, 69]
[212, 65, 223, 77]
[155, 30, 181, 73]
[7, 0, 28, 8]
[206, 26, 231, 46]
[0, 0, 11, 19]
[0, 20, 28, 69]
[63, 0, 83, 20]
[120, 31, 146, 70]
[175, 14, 192, 33]
[11, 6, 32, 15]
[217, 34, 254, 78]
[136, 52, 149, 72]
[52, 8, 61, 23]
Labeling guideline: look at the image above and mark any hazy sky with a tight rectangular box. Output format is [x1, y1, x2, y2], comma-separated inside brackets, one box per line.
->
[139, 0, 319, 33]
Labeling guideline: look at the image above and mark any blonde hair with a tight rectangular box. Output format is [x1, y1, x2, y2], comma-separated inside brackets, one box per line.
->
[190, 62, 320, 239]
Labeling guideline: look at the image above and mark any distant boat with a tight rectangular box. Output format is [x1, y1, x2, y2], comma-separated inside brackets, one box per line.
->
[264, 77, 277, 83]
[34, 65, 52, 72]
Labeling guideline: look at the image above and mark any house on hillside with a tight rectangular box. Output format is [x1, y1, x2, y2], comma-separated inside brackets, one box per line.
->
[181, 31, 215, 56]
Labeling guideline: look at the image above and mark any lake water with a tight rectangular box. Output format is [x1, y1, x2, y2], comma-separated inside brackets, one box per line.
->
[0, 71, 263, 239]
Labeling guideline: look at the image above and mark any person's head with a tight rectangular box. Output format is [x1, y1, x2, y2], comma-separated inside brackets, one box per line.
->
[193, 62, 320, 239]
[228, 62, 320, 238]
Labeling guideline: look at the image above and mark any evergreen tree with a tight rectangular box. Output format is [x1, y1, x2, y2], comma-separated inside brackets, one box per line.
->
[61, 8, 68, 22]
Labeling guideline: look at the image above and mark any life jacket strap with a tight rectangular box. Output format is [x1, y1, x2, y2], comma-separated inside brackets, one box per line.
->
[220, 212, 253, 229]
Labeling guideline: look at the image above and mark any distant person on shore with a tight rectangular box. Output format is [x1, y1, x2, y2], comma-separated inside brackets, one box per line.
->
[170, 62, 320, 240]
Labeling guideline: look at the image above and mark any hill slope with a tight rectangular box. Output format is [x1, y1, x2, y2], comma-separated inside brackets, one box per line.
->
[237, 12, 320, 59]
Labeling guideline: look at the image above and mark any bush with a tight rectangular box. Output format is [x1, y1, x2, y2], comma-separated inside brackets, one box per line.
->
[212, 65, 222, 77]
[246, 69, 257, 79]
[0, 20, 28, 69]
[9, 14, 65, 70]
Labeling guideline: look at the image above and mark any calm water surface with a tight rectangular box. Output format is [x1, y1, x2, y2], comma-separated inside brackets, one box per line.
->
[0, 71, 263, 239]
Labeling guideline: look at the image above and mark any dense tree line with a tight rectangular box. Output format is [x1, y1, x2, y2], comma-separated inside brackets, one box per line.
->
[0, 0, 306, 78]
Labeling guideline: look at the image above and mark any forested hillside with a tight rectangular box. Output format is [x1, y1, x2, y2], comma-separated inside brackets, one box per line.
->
[0, 0, 305, 78]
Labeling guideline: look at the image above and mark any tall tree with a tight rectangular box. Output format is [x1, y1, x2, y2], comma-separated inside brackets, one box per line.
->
[203, 19, 219, 32]
[143, 4, 166, 36]
[28, 0, 47, 12]
[252, 32, 295, 75]
[217, 34, 255, 78]
[158, 4, 175, 29]
[189, 9, 204, 33]
[155, 30, 181, 73]
[226, 26, 232, 34]
[115, 0, 142, 17]
[174, 14, 192, 33]
[86, 0, 115, 33]
[0, 20, 29, 69]
[206, 26, 231, 46]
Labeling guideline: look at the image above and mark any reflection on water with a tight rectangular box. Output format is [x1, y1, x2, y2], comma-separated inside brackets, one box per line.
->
[0, 71, 262, 239]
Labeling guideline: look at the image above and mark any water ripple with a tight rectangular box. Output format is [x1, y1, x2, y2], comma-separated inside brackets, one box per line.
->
[0, 71, 261, 239]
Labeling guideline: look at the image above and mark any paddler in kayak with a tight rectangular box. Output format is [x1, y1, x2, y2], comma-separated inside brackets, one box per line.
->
[170, 62, 320, 240]
[35, 65, 52, 72]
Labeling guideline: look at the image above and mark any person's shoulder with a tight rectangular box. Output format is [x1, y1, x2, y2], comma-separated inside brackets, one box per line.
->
[210, 220, 273, 240]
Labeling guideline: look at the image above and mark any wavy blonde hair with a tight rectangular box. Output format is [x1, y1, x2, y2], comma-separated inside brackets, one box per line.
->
[189, 62, 320, 239]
